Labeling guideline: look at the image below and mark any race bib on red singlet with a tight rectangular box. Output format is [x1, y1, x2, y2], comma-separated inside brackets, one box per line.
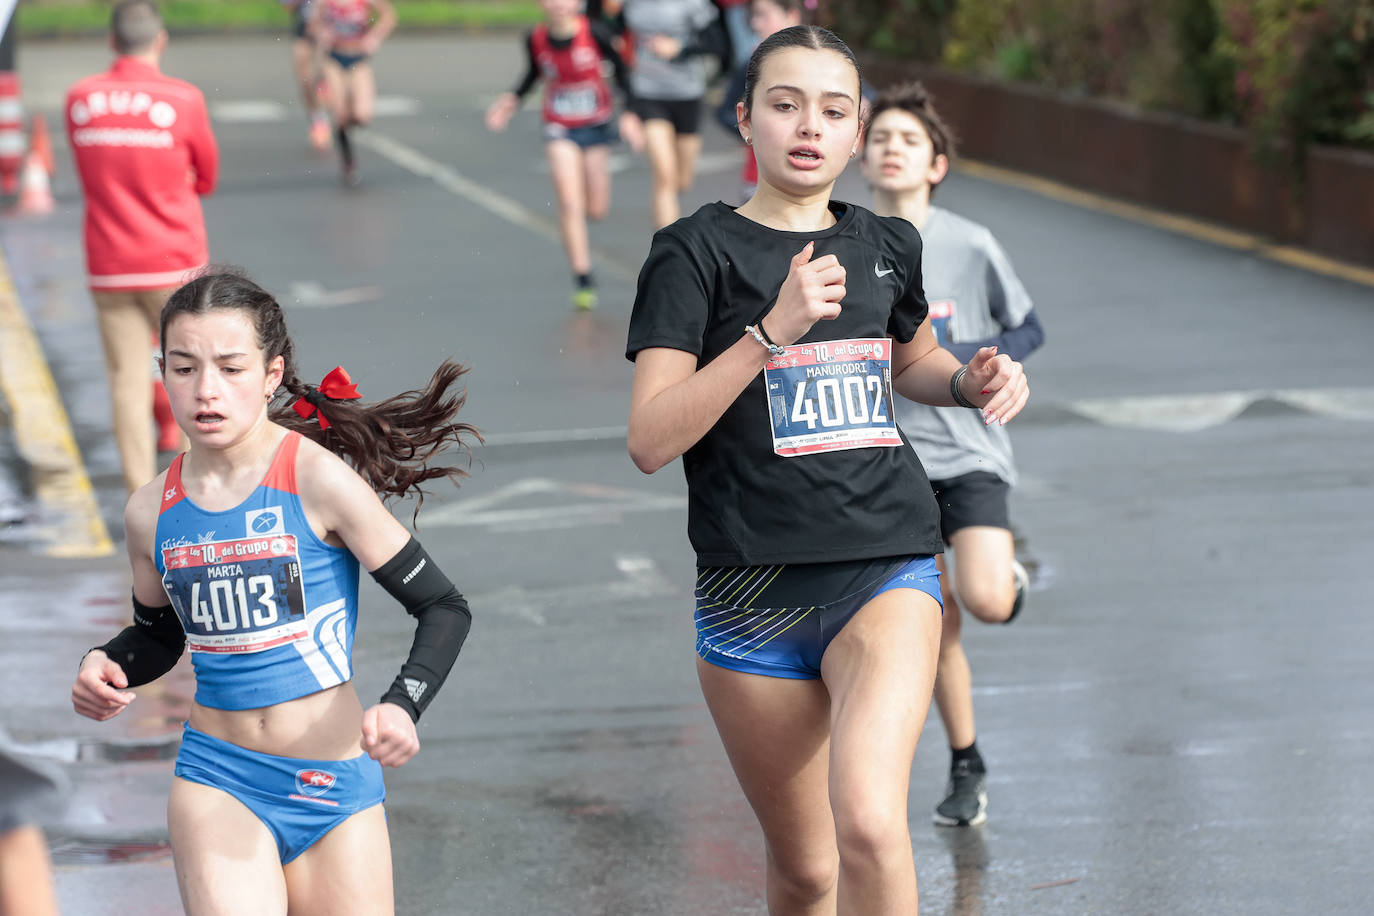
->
[549, 83, 600, 119]
[763, 337, 903, 457]
[162, 536, 309, 653]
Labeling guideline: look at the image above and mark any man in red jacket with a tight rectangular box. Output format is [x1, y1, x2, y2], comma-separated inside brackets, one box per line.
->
[65, 0, 219, 493]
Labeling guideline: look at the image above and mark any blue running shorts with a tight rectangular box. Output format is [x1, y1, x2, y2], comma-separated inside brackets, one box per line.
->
[174, 724, 385, 863]
[543, 119, 618, 148]
[694, 555, 942, 679]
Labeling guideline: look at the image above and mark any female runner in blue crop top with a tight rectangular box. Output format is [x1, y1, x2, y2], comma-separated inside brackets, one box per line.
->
[72, 269, 477, 916]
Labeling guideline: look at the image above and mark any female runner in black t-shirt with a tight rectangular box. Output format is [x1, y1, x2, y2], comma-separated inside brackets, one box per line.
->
[625, 25, 1029, 914]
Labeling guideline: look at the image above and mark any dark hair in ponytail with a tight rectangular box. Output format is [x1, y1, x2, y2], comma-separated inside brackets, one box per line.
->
[740, 25, 862, 117]
[160, 269, 481, 517]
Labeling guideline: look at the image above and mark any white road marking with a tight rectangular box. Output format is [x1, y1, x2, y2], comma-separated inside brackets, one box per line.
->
[480, 426, 627, 447]
[371, 96, 422, 117]
[355, 129, 639, 282]
[210, 96, 421, 123]
[211, 100, 290, 122]
[1268, 387, 1374, 422]
[287, 281, 383, 308]
[1064, 386, 1374, 431]
[421, 477, 686, 532]
[1067, 391, 1255, 433]
[473, 552, 675, 625]
[973, 680, 1096, 697]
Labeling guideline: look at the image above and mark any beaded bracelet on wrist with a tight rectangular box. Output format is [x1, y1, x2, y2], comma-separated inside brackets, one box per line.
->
[746, 324, 786, 357]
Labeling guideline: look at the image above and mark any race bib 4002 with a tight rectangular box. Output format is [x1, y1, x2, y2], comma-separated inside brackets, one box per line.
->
[763, 337, 902, 457]
[162, 536, 308, 653]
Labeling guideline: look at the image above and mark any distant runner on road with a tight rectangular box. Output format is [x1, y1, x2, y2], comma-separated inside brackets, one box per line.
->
[282, 0, 332, 151]
[309, 0, 396, 186]
[621, 0, 726, 228]
[485, 0, 644, 311]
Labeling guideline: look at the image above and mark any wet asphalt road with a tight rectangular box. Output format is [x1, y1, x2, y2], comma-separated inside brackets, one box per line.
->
[2, 33, 1373, 916]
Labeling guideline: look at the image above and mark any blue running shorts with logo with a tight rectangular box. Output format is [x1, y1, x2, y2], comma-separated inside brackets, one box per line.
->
[694, 555, 942, 679]
[174, 724, 385, 863]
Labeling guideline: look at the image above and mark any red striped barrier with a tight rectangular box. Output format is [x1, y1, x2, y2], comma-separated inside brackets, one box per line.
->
[0, 71, 24, 194]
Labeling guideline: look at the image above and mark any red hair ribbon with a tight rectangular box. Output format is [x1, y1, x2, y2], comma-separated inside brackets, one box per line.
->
[292, 366, 362, 430]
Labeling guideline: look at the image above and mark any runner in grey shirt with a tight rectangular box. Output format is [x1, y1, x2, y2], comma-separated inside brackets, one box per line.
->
[861, 82, 1045, 829]
[0, 736, 64, 915]
[898, 204, 1038, 486]
[622, 0, 724, 227]
[624, 0, 717, 101]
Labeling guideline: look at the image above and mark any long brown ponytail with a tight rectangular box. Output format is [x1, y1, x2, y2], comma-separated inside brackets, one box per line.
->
[160, 269, 481, 517]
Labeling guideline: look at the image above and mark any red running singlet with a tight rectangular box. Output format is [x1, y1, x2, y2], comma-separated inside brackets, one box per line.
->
[531, 17, 614, 129]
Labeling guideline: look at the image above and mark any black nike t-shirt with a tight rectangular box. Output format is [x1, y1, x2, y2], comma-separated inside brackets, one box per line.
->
[626, 200, 944, 567]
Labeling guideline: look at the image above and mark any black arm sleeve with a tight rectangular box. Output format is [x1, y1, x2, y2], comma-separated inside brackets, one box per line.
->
[511, 30, 541, 100]
[371, 538, 472, 723]
[590, 20, 634, 103]
[945, 308, 1045, 364]
[95, 594, 185, 687]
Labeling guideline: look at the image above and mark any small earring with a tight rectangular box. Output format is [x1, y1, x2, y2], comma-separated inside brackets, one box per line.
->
[744, 136, 752, 146]
[850, 148, 857, 158]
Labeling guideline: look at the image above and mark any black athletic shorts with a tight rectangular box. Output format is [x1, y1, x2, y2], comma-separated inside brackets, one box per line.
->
[291, 1, 313, 40]
[0, 744, 64, 832]
[629, 96, 703, 135]
[928, 471, 1011, 543]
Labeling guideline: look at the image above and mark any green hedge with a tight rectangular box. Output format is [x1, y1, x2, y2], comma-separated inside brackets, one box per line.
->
[823, 0, 1374, 158]
[16, 1, 542, 37]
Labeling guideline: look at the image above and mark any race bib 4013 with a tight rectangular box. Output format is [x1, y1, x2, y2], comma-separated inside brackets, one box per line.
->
[162, 535, 309, 653]
[763, 337, 902, 457]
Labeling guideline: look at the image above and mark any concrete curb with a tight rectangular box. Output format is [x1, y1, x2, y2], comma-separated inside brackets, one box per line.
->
[0, 242, 113, 558]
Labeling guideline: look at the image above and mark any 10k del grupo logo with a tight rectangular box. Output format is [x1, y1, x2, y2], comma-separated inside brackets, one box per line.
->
[69, 90, 177, 148]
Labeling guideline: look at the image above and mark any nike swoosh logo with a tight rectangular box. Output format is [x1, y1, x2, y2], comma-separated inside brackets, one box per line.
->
[875, 265, 895, 278]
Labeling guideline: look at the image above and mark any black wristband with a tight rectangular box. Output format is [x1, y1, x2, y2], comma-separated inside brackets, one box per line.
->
[756, 320, 781, 348]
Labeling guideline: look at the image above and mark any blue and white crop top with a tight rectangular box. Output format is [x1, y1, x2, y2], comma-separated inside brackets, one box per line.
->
[155, 432, 361, 711]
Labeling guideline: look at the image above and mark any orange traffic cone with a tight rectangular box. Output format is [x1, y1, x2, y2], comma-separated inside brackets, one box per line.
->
[29, 113, 55, 178]
[12, 147, 54, 215]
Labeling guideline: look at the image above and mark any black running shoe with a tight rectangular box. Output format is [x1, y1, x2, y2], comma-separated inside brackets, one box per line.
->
[1005, 559, 1029, 624]
[933, 759, 987, 826]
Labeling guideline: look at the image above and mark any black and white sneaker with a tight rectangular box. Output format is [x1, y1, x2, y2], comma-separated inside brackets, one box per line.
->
[933, 759, 987, 827]
[1005, 559, 1029, 624]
